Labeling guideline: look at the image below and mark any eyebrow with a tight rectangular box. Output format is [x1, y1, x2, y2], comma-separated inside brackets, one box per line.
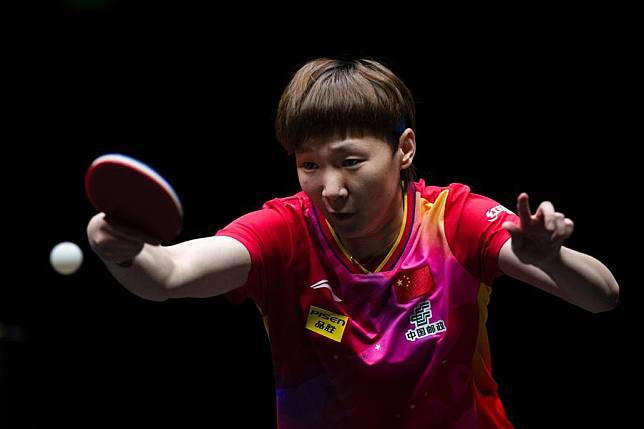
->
[330, 142, 363, 152]
[298, 141, 365, 155]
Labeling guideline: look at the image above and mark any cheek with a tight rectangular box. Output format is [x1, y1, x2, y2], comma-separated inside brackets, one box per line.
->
[297, 172, 312, 192]
[298, 175, 319, 201]
[354, 170, 400, 214]
[359, 164, 399, 194]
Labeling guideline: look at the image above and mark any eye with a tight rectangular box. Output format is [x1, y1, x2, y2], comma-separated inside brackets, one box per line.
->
[301, 162, 318, 171]
[342, 158, 362, 168]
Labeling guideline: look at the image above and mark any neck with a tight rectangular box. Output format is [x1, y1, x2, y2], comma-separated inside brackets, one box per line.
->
[342, 187, 405, 265]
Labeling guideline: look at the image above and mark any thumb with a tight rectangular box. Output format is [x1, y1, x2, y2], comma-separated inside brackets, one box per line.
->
[502, 221, 521, 237]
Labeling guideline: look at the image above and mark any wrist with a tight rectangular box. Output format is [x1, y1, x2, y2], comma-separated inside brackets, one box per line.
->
[533, 248, 564, 272]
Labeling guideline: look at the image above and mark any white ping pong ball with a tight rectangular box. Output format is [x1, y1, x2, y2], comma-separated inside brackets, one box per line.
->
[50, 241, 84, 275]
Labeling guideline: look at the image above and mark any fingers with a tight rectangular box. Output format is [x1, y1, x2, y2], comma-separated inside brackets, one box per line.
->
[564, 218, 574, 238]
[516, 193, 532, 226]
[551, 213, 566, 240]
[535, 202, 574, 241]
[535, 201, 555, 226]
[516, 194, 575, 241]
[103, 215, 161, 245]
[87, 212, 152, 264]
[96, 240, 144, 265]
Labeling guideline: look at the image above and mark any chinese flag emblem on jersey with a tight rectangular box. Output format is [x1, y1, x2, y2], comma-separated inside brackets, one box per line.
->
[393, 265, 435, 303]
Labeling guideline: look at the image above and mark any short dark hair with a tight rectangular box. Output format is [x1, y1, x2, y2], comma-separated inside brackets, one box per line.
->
[275, 58, 417, 184]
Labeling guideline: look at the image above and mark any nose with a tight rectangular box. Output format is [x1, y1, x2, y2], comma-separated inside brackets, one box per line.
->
[321, 171, 348, 201]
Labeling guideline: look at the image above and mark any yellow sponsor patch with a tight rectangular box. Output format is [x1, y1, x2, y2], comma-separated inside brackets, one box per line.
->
[305, 305, 349, 343]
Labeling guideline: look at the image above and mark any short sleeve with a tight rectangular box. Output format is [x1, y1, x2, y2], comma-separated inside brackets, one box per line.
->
[215, 201, 295, 307]
[443, 184, 519, 285]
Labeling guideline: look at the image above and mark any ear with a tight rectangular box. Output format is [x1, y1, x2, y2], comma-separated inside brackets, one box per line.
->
[398, 128, 416, 170]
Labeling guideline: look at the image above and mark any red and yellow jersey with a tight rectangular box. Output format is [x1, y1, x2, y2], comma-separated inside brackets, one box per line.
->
[217, 180, 518, 428]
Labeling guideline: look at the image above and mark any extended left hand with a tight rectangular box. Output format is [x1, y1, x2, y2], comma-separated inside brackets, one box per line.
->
[502, 193, 574, 266]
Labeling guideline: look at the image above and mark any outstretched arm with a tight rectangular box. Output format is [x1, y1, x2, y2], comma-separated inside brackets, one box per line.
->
[87, 213, 251, 301]
[498, 193, 619, 313]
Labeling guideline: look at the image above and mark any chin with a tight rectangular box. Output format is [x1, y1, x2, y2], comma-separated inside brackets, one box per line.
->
[331, 223, 365, 239]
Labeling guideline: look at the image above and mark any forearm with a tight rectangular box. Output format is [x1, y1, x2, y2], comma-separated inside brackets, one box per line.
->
[102, 236, 252, 301]
[103, 243, 175, 301]
[536, 246, 619, 313]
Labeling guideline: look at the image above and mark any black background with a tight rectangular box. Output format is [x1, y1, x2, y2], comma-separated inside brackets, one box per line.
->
[1, 2, 638, 428]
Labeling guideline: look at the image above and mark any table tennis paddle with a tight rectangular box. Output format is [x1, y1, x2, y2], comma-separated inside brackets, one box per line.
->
[85, 153, 183, 244]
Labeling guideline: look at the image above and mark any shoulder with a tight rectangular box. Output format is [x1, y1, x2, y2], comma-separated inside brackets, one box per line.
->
[414, 180, 509, 218]
[219, 190, 311, 238]
[245, 191, 311, 229]
[413, 179, 472, 206]
[415, 180, 516, 283]
[262, 190, 310, 213]
[414, 179, 470, 199]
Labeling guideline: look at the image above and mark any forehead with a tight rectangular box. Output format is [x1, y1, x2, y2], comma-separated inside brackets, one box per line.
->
[296, 135, 388, 155]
